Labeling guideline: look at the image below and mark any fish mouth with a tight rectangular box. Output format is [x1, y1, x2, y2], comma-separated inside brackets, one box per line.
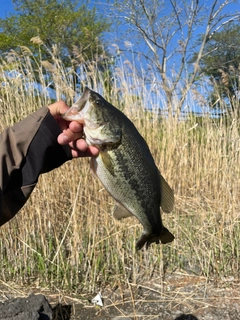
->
[75, 87, 91, 111]
[62, 87, 91, 121]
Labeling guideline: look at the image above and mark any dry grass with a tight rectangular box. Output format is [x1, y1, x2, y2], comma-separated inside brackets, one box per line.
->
[0, 46, 239, 294]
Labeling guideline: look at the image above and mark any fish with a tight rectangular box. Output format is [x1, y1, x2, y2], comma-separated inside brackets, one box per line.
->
[63, 87, 174, 250]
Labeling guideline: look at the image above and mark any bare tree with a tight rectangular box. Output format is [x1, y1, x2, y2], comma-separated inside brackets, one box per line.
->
[108, 0, 240, 116]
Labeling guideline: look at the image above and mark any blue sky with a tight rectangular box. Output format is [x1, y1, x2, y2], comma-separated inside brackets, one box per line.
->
[0, 0, 15, 18]
[1, 0, 239, 114]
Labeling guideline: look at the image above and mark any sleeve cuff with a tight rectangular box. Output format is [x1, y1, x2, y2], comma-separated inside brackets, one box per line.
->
[22, 110, 73, 182]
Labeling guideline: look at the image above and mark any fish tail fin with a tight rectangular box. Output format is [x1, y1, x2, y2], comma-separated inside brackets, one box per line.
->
[136, 227, 174, 250]
[159, 226, 175, 244]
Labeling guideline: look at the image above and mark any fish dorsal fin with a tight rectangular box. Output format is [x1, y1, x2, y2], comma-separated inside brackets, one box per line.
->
[113, 203, 133, 220]
[160, 174, 174, 213]
[100, 151, 115, 175]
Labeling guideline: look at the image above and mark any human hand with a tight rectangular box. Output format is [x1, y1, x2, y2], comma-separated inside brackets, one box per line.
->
[47, 100, 99, 158]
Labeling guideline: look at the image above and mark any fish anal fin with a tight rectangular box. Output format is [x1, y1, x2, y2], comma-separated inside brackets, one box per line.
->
[159, 174, 174, 213]
[113, 203, 133, 220]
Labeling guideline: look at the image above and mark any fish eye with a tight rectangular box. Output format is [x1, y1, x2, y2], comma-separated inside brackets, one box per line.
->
[96, 99, 102, 107]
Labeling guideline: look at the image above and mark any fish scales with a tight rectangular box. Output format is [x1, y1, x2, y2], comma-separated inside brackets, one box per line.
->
[93, 120, 162, 227]
[63, 87, 174, 250]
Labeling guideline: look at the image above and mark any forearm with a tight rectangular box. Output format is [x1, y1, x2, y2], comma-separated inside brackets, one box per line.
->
[0, 107, 72, 226]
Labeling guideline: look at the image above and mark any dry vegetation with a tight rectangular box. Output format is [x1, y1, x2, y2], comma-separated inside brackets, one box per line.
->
[0, 45, 239, 297]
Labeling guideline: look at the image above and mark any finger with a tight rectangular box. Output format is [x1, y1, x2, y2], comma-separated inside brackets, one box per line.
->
[58, 129, 83, 145]
[88, 146, 100, 157]
[68, 121, 83, 133]
[71, 146, 99, 158]
[69, 139, 88, 152]
[48, 101, 69, 118]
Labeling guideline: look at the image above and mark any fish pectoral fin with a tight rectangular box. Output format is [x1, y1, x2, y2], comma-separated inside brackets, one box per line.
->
[100, 151, 115, 175]
[113, 203, 133, 220]
[160, 174, 174, 213]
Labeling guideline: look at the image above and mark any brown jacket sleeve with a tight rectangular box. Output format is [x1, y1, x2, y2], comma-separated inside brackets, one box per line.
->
[0, 107, 72, 226]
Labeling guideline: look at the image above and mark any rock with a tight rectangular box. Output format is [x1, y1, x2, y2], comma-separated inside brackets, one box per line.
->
[0, 293, 52, 320]
[175, 315, 199, 320]
[111, 318, 132, 320]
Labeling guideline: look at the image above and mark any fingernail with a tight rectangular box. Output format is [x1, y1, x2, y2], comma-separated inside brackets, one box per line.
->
[59, 135, 69, 144]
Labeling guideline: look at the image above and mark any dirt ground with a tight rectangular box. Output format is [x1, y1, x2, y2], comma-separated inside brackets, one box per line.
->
[0, 272, 239, 320]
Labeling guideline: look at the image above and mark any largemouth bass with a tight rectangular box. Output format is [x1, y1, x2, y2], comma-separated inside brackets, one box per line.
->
[63, 87, 174, 250]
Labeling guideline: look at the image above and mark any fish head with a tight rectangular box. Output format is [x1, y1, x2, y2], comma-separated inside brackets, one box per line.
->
[63, 87, 121, 146]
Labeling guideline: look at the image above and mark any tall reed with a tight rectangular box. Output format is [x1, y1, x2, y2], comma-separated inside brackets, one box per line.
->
[0, 45, 239, 292]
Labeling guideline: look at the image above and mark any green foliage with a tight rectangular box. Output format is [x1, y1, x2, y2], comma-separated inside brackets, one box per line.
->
[0, 0, 112, 93]
[0, 0, 110, 61]
[197, 22, 240, 113]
